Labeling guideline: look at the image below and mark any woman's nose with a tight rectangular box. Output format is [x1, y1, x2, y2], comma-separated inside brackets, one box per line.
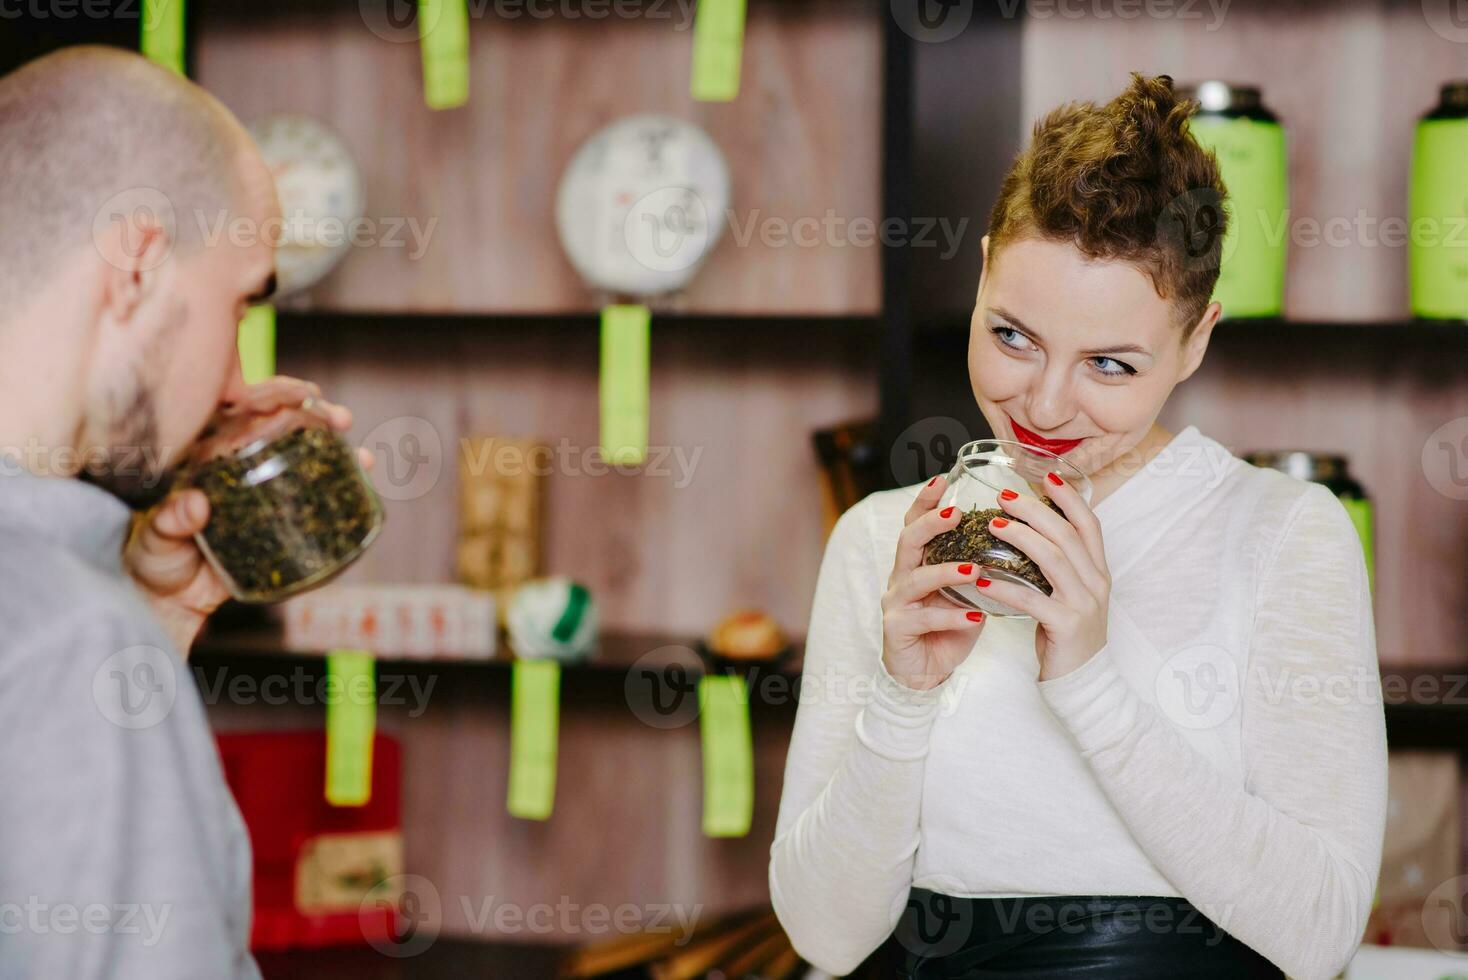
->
[1025, 372, 1076, 432]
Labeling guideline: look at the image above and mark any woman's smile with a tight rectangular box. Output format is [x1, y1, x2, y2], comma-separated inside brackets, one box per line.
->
[1007, 416, 1087, 455]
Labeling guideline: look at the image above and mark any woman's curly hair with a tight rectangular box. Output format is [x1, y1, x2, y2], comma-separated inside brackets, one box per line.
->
[987, 72, 1228, 335]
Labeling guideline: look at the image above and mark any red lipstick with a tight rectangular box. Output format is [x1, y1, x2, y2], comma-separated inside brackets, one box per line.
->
[1009, 418, 1085, 456]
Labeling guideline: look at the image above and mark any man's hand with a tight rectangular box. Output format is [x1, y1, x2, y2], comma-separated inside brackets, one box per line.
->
[125, 377, 367, 655]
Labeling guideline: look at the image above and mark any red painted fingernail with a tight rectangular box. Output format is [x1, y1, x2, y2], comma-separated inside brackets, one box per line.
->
[999, 488, 1019, 501]
[990, 517, 1009, 528]
[957, 563, 974, 575]
[976, 577, 992, 587]
[966, 611, 984, 622]
[940, 506, 955, 518]
[927, 476, 937, 487]
[1046, 472, 1064, 487]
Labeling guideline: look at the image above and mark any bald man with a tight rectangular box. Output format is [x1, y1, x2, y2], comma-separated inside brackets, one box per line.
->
[0, 47, 358, 978]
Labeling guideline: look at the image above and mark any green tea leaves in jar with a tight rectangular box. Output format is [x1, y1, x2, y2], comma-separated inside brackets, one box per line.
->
[182, 408, 383, 603]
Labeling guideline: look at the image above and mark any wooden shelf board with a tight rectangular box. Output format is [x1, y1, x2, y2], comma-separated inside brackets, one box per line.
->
[192, 619, 805, 679]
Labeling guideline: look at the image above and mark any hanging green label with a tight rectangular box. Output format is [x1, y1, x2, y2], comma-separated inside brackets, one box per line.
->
[698, 674, 753, 838]
[1186, 117, 1287, 318]
[1409, 119, 1468, 319]
[419, 0, 471, 110]
[238, 304, 276, 385]
[599, 305, 650, 466]
[1340, 496, 1375, 598]
[325, 650, 376, 807]
[690, 0, 746, 102]
[141, 0, 186, 77]
[507, 659, 561, 820]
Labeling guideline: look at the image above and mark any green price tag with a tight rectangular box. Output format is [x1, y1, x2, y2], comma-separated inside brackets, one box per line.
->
[325, 650, 376, 807]
[698, 674, 753, 838]
[1410, 119, 1468, 317]
[599, 305, 650, 466]
[238, 304, 276, 385]
[141, 0, 186, 77]
[690, 0, 746, 102]
[1341, 496, 1375, 598]
[507, 659, 561, 820]
[419, 0, 471, 110]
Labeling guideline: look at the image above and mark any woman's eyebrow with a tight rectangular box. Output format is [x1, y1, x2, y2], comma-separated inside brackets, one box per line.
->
[1083, 342, 1151, 357]
[989, 307, 1152, 358]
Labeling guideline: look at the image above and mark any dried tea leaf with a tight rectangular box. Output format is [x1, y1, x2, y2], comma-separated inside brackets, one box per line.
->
[192, 426, 379, 600]
[923, 496, 1064, 594]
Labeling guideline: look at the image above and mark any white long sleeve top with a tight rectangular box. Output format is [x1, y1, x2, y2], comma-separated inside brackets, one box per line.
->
[769, 425, 1388, 980]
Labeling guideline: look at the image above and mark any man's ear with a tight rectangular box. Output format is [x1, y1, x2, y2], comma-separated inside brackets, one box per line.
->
[1177, 300, 1222, 383]
[95, 207, 174, 328]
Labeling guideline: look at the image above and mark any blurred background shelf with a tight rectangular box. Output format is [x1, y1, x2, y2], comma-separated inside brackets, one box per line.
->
[917, 316, 1468, 340]
[254, 937, 568, 980]
[193, 618, 807, 681]
[195, 620, 1468, 755]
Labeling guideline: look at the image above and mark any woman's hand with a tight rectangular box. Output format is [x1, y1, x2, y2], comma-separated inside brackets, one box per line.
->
[880, 474, 989, 691]
[125, 377, 367, 655]
[976, 471, 1109, 681]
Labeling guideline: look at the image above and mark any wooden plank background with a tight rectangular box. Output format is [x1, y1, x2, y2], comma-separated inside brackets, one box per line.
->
[194, 0, 883, 315]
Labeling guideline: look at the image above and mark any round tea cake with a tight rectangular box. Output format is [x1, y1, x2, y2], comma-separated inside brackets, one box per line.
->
[506, 577, 598, 662]
[705, 609, 787, 662]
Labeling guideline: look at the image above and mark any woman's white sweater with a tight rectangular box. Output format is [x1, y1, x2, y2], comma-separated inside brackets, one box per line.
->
[769, 425, 1388, 980]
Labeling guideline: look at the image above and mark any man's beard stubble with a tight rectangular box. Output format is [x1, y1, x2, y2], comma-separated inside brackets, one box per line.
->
[77, 300, 189, 511]
[76, 378, 178, 510]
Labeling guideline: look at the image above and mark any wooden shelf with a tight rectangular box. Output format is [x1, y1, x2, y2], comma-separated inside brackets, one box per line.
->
[253, 937, 567, 980]
[1379, 667, 1468, 751]
[194, 619, 1468, 751]
[192, 618, 805, 680]
[916, 315, 1468, 340]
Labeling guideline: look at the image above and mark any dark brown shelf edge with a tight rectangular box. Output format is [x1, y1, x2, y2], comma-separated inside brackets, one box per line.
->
[191, 629, 1468, 749]
[916, 313, 1468, 338]
[274, 310, 884, 330]
[191, 621, 806, 679]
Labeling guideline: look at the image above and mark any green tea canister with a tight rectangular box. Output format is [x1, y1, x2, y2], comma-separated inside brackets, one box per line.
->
[1410, 82, 1468, 319]
[1244, 452, 1374, 596]
[1180, 81, 1288, 318]
[179, 405, 384, 603]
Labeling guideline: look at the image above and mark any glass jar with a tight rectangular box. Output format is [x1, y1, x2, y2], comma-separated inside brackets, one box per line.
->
[177, 404, 383, 603]
[1243, 451, 1374, 596]
[1410, 81, 1468, 319]
[923, 439, 1092, 619]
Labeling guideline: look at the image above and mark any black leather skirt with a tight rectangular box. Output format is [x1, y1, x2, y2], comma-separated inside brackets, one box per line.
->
[893, 888, 1284, 979]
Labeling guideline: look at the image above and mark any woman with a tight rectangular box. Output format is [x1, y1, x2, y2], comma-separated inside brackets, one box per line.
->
[769, 74, 1387, 980]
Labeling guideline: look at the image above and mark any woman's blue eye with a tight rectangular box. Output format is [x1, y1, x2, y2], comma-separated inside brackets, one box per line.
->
[990, 325, 1136, 376]
[992, 326, 1026, 349]
[1091, 356, 1136, 377]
